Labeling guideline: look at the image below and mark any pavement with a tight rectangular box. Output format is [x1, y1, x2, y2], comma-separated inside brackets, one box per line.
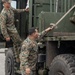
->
[0, 48, 6, 75]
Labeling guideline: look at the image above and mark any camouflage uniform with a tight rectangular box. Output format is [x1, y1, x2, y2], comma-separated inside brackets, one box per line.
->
[0, 7, 26, 69]
[20, 31, 47, 75]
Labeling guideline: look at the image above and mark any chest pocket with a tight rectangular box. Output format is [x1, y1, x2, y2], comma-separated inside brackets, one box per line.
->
[7, 10, 14, 23]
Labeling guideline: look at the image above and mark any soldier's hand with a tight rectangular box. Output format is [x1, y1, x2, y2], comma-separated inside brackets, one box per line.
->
[50, 23, 56, 29]
[45, 26, 54, 32]
[6, 37, 10, 41]
[45, 23, 55, 32]
[25, 68, 31, 74]
[25, 8, 29, 12]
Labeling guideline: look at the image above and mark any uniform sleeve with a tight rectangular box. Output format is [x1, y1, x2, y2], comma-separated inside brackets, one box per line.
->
[38, 30, 47, 40]
[0, 14, 10, 38]
[11, 7, 25, 13]
[20, 44, 30, 70]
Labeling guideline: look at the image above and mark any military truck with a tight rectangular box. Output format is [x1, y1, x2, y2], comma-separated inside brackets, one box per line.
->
[1, 0, 75, 75]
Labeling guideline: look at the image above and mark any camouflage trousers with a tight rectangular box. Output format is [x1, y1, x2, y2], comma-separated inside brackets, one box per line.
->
[9, 31, 22, 70]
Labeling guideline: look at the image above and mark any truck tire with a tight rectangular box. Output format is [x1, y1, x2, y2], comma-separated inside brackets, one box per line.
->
[49, 54, 75, 75]
[5, 48, 15, 75]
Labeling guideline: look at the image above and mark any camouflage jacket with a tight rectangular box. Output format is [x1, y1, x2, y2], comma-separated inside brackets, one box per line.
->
[0, 7, 25, 39]
[20, 31, 47, 71]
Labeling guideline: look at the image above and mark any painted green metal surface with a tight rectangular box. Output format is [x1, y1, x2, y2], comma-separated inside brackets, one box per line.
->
[29, 0, 50, 28]
[49, 0, 75, 12]
[38, 12, 75, 37]
[33, 0, 75, 41]
[29, 0, 75, 29]
[34, 0, 50, 4]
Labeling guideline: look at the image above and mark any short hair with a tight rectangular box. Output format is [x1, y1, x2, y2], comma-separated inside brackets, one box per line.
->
[28, 27, 38, 35]
[2, 0, 11, 3]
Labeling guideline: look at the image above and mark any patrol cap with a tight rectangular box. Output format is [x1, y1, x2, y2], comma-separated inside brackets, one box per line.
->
[2, 0, 11, 3]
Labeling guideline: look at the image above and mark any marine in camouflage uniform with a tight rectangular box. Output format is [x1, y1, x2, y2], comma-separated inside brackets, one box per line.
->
[20, 37, 38, 75]
[20, 27, 54, 75]
[0, 0, 26, 71]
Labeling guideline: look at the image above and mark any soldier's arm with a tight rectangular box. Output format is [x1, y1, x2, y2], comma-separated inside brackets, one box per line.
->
[38, 26, 54, 40]
[20, 44, 30, 70]
[0, 14, 10, 39]
[11, 7, 26, 13]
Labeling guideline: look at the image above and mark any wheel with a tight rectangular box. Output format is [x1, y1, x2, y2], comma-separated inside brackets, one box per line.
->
[49, 54, 75, 75]
[5, 48, 15, 75]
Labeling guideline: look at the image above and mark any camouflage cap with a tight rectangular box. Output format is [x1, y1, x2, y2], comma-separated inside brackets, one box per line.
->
[2, 0, 11, 3]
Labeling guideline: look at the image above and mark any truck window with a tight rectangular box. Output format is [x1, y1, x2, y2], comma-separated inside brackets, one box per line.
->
[11, 1, 16, 9]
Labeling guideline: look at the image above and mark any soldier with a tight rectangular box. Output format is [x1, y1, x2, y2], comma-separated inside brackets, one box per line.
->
[0, 0, 27, 71]
[20, 26, 54, 75]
